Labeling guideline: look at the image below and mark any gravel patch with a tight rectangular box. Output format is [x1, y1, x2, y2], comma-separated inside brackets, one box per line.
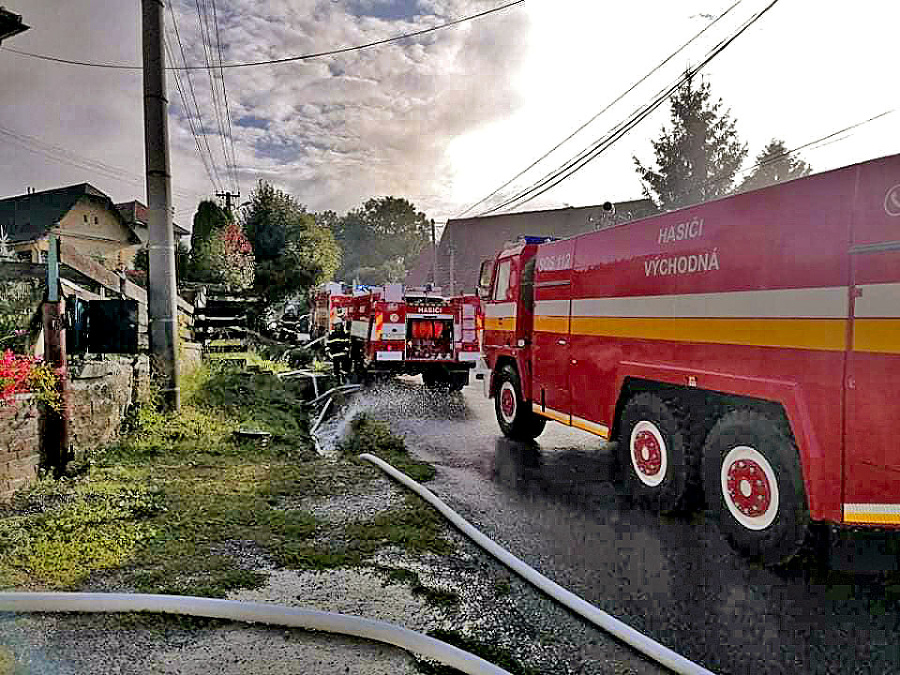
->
[0, 613, 417, 675]
[227, 567, 440, 633]
[209, 539, 278, 572]
[299, 486, 405, 525]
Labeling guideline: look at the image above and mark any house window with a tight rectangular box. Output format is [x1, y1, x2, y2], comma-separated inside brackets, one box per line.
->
[84, 214, 88, 223]
[17, 251, 32, 262]
[94, 216, 99, 224]
[39, 251, 48, 263]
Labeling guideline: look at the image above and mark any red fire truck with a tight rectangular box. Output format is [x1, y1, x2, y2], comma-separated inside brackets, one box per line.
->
[311, 282, 353, 338]
[478, 153, 900, 564]
[349, 283, 481, 390]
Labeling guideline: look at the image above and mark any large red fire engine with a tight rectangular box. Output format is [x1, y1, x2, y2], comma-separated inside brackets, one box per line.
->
[348, 283, 482, 390]
[478, 153, 900, 564]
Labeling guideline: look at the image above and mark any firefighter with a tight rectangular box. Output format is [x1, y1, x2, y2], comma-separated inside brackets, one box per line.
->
[326, 323, 352, 382]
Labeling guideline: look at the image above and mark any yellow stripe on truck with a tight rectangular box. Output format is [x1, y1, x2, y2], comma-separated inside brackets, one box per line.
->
[569, 317, 847, 352]
[531, 403, 570, 425]
[485, 316, 517, 332]
[533, 315, 569, 333]
[853, 319, 900, 354]
[844, 504, 900, 524]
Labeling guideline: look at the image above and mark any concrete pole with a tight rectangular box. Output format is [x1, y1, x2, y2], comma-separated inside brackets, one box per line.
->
[43, 235, 69, 476]
[142, 0, 180, 410]
[430, 219, 437, 287]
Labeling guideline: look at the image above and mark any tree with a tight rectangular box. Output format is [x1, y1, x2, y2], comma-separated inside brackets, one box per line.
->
[327, 197, 430, 284]
[634, 76, 747, 210]
[191, 200, 229, 253]
[242, 181, 301, 261]
[241, 181, 341, 304]
[191, 222, 255, 290]
[737, 139, 811, 193]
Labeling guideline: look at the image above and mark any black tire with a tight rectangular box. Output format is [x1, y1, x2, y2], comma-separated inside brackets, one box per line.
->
[617, 392, 697, 513]
[702, 409, 810, 566]
[494, 365, 546, 440]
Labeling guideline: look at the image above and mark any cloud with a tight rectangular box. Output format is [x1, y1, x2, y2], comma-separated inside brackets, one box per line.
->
[0, 0, 528, 224]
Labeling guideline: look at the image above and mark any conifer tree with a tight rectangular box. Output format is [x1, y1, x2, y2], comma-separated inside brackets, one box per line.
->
[634, 76, 747, 210]
[737, 139, 811, 193]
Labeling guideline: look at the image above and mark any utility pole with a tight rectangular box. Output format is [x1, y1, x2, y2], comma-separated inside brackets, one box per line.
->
[430, 219, 437, 287]
[43, 235, 69, 476]
[142, 0, 180, 410]
[216, 191, 240, 215]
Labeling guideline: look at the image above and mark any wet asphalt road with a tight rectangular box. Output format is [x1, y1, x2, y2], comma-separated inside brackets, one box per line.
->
[358, 380, 900, 675]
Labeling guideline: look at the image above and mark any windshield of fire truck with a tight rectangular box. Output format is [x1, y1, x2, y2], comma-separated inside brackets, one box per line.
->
[493, 259, 512, 301]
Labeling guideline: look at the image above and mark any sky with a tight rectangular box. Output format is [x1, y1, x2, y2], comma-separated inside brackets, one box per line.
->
[0, 0, 898, 232]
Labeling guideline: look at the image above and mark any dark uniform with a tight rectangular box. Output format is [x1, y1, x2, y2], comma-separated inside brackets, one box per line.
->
[326, 324, 352, 381]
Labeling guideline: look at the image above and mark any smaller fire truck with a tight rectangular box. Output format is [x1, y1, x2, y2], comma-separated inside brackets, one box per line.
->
[347, 283, 481, 390]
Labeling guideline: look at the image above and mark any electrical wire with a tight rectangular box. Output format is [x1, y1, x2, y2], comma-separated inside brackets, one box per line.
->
[0, 1, 523, 71]
[709, 109, 895, 193]
[195, 0, 233, 192]
[477, 0, 782, 217]
[165, 38, 221, 194]
[166, 0, 224, 192]
[211, 0, 240, 195]
[456, 0, 744, 218]
[0, 124, 207, 202]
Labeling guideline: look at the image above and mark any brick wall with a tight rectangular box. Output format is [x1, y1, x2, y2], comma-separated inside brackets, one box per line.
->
[0, 395, 40, 502]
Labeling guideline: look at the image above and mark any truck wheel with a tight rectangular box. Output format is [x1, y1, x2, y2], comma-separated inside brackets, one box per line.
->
[702, 410, 810, 566]
[495, 365, 546, 440]
[617, 393, 696, 513]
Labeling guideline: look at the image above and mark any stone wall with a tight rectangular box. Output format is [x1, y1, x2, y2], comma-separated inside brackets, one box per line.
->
[0, 396, 40, 502]
[68, 355, 150, 457]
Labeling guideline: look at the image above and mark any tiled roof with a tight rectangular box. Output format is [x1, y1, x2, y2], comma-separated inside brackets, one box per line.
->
[0, 183, 140, 244]
[115, 200, 189, 240]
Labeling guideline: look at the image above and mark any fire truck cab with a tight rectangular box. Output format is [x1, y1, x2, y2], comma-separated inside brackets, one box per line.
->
[479, 153, 900, 565]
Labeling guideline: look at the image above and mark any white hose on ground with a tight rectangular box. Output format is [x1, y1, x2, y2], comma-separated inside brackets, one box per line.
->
[310, 397, 333, 436]
[360, 453, 717, 675]
[0, 593, 514, 675]
[305, 384, 362, 407]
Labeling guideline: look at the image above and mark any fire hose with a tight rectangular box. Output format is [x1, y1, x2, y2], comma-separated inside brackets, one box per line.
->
[360, 453, 717, 675]
[0, 593, 514, 675]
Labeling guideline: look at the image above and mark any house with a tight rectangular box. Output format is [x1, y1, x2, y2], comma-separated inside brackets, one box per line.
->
[406, 199, 657, 294]
[0, 183, 142, 269]
[116, 200, 189, 245]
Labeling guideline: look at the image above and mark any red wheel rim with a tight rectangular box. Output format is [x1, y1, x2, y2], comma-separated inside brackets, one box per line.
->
[726, 459, 772, 517]
[633, 429, 662, 477]
[500, 387, 515, 419]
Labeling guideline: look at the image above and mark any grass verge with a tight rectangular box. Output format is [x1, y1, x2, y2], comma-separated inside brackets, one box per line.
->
[0, 370, 450, 595]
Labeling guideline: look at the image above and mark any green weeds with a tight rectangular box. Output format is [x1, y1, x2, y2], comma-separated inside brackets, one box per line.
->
[338, 414, 437, 482]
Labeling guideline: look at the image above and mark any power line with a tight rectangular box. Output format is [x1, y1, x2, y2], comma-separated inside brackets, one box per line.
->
[165, 37, 221, 193]
[210, 0, 239, 196]
[0, 123, 207, 202]
[166, 0, 223, 192]
[457, 0, 744, 218]
[194, 0, 232, 192]
[0, 1, 523, 71]
[477, 0, 782, 216]
[711, 109, 895, 193]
